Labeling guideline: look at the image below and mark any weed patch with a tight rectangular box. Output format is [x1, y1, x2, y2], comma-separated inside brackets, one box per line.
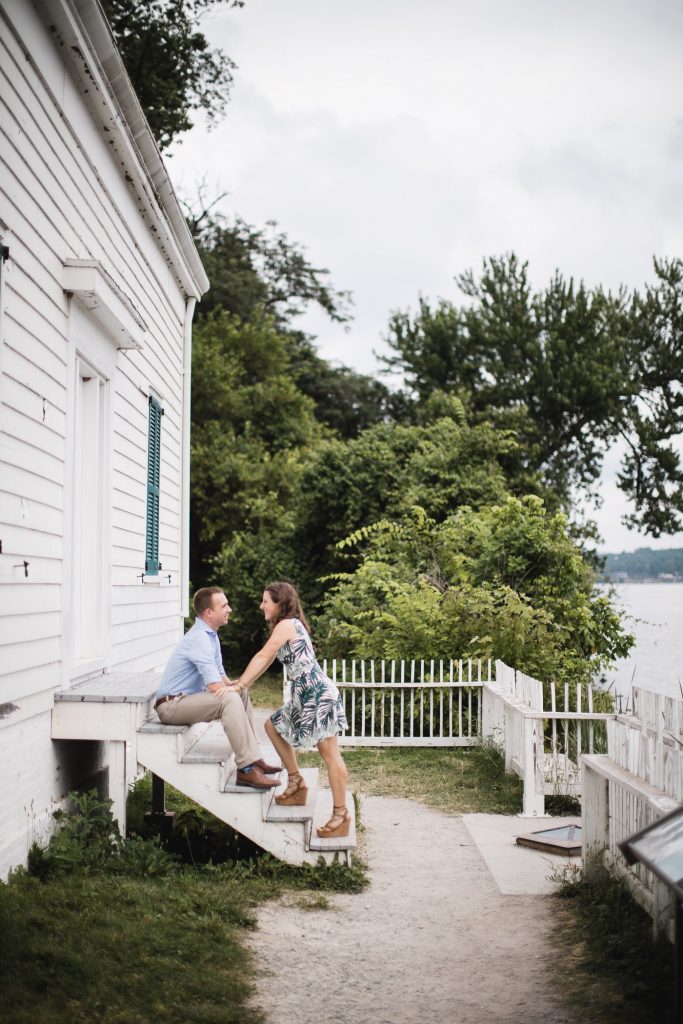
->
[550, 867, 674, 1024]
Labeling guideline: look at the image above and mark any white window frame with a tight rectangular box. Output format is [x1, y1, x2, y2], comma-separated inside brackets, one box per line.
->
[0, 219, 10, 438]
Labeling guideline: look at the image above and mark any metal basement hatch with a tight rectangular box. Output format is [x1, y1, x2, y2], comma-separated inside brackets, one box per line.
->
[515, 823, 582, 856]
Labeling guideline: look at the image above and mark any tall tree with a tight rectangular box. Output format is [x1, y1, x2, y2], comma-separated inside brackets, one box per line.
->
[191, 213, 353, 326]
[103, 0, 244, 149]
[382, 255, 683, 536]
[317, 497, 634, 686]
[191, 208, 398, 437]
[290, 395, 519, 604]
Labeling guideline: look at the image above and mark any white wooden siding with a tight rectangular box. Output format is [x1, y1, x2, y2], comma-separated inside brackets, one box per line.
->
[0, 1, 193, 704]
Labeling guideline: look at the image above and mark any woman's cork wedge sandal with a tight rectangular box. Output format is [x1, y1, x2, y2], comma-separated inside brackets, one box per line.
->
[274, 771, 308, 806]
[316, 804, 350, 838]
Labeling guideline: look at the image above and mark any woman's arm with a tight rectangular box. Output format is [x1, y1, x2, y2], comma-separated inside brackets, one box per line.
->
[236, 620, 297, 690]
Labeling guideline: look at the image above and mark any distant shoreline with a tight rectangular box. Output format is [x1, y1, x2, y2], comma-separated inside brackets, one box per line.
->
[601, 547, 683, 584]
[601, 577, 683, 585]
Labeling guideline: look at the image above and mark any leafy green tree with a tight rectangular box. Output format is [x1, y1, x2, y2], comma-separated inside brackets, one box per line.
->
[619, 258, 683, 535]
[317, 498, 634, 686]
[191, 213, 352, 325]
[190, 309, 321, 577]
[382, 255, 683, 536]
[284, 334, 407, 438]
[291, 395, 519, 604]
[103, 0, 244, 149]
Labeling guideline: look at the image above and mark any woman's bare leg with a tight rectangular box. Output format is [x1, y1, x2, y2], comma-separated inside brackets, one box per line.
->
[316, 735, 348, 807]
[265, 717, 300, 776]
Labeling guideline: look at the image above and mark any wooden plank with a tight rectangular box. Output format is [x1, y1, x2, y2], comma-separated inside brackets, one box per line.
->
[0, 48, 184, 344]
[111, 614, 179, 647]
[0, 522, 62, 559]
[0, 491, 62, 536]
[55, 670, 161, 702]
[0, 415, 64, 483]
[111, 506, 146, 538]
[582, 753, 680, 814]
[110, 628, 179, 664]
[338, 736, 479, 748]
[111, 595, 179, 625]
[0, 635, 60, 675]
[111, 592, 181, 625]
[2, 341, 67, 413]
[2, 299, 66, 370]
[0, 460, 63, 510]
[111, 487, 146, 519]
[0, 581, 60, 614]
[0, 661, 61, 702]
[0, 610, 60, 645]
[0, 557, 61, 584]
[1, 399, 64, 463]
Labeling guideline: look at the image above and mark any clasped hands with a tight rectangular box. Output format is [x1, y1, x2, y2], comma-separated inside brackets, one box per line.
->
[207, 679, 247, 695]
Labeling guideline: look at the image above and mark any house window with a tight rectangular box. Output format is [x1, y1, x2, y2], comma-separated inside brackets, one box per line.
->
[145, 396, 163, 575]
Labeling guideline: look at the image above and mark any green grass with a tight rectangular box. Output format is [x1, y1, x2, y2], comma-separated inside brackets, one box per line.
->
[551, 867, 675, 1024]
[300, 743, 525, 815]
[247, 671, 284, 709]
[0, 785, 367, 1024]
[0, 869, 264, 1024]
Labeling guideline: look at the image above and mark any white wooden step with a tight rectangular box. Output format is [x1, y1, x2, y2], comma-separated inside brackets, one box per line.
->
[264, 768, 319, 822]
[180, 721, 231, 762]
[307, 790, 357, 853]
[134, 723, 353, 864]
[135, 728, 315, 864]
[221, 758, 284, 793]
[138, 718, 212, 759]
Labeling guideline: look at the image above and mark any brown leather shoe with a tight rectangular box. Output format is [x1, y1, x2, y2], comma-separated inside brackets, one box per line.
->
[236, 765, 279, 790]
[254, 758, 281, 774]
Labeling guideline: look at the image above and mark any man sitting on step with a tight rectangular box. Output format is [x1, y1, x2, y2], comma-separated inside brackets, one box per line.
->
[154, 586, 280, 790]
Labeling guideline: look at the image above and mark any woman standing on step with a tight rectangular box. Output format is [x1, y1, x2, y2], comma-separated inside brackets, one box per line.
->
[234, 581, 350, 838]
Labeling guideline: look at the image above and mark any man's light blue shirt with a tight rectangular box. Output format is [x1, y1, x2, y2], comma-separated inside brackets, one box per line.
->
[156, 619, 226, 698]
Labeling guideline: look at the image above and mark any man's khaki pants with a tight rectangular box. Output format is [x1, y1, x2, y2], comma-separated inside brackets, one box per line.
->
[156, 690, 261, 768]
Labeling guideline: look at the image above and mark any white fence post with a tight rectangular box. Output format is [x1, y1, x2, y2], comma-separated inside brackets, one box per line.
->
[522, 715, 545, 816]
[581, 755, 610, 880]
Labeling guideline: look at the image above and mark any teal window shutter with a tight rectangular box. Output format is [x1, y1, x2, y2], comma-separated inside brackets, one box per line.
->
[145, 396, 162, 575]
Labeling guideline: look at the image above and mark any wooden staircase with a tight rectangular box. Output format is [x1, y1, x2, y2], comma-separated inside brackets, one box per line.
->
[52, 671, 356, 866]
[137, 720, 356, 865]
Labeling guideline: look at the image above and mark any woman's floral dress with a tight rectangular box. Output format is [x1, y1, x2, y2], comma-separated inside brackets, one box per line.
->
[270, 618, 348, 747]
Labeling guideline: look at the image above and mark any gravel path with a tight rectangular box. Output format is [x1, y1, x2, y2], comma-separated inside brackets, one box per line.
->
[246, 796, 575, 1024]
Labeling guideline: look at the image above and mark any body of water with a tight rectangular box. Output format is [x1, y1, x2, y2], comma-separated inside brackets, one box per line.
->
[598, 582, 683, 701]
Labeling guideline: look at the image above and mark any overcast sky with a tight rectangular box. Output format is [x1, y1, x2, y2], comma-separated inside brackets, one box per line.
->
[167, 0, 683, 553]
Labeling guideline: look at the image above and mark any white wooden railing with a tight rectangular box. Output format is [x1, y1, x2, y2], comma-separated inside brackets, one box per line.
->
[482, 661, 617, 815]
[320, 658, 490, 747]
[582, 687, 683, 940]
[286, 658, 616, 815]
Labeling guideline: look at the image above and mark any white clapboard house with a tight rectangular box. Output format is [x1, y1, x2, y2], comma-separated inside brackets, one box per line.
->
[0, 0, 355, 875]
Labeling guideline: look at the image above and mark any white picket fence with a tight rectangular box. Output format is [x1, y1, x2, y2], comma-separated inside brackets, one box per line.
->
[286, 658, 615, 815]
[582, 687, 683, 940]
[319, 657, 489, 747]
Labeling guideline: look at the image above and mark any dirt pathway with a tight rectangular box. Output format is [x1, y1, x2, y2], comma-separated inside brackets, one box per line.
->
[246, 795, 575, 1024]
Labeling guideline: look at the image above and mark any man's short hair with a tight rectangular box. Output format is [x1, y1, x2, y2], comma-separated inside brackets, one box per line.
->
[193, 586, 225, 618]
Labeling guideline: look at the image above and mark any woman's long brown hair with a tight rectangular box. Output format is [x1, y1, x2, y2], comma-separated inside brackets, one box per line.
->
[265, 581, 311, 633]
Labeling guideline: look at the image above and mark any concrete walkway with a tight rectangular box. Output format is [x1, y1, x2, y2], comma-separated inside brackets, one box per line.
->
[463, 812, 581, 895]
[246, 795, 578, 1024]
